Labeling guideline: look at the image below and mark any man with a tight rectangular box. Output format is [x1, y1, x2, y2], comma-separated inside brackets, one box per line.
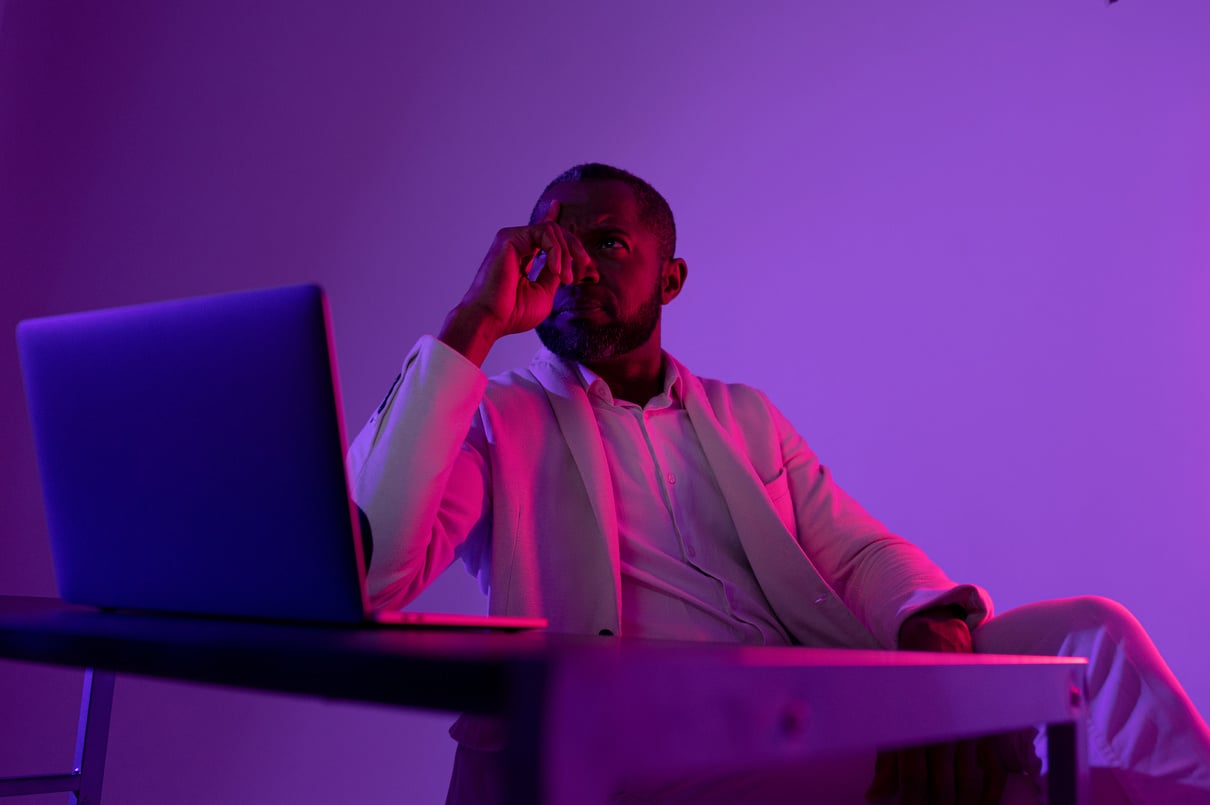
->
[347, 163, 1210, 803]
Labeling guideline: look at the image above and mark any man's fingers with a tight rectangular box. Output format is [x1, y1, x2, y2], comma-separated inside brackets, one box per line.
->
[525, 246, 550, 283]
[532, 248, 561, 293]
[567, 231, 591, 279]
[522, 250, 546, 282]
[532, 200, 574, 283]
[514, 201, 584, 288]
[537, 222, 573, 285]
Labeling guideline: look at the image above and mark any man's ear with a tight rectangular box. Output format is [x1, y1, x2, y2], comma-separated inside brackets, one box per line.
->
[661, 258, 688, 304]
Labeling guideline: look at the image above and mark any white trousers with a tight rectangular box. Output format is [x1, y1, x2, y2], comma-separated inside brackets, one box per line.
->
[447, 596, 1210, 804]
[974, 595, 1210, 803]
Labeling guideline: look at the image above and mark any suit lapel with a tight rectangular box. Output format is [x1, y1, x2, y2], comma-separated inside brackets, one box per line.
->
[676, 362, 879, 648]
[528, 351, 622, 608]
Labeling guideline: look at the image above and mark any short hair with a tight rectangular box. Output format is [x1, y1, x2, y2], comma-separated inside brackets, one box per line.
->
[530, 163, 677, 262]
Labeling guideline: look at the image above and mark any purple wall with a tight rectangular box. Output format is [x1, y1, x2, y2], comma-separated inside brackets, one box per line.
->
[3, 1, 1208, 801]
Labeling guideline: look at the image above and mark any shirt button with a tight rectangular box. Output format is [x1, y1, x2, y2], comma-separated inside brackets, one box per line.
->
[667, 472, 676, 484]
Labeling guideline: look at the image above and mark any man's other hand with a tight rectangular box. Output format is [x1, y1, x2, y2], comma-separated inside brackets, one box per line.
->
[865, 606, 1010, 804]
[896, 605, 973, 654]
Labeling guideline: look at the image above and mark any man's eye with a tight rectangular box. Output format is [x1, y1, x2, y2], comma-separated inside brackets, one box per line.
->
[600, 238, 627, 251]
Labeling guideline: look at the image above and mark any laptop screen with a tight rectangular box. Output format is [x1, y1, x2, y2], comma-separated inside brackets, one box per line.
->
[17, 285, 370, 623]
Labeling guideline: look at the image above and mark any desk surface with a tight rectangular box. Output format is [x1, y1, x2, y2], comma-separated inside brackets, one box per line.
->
[0, 595, 1090, 803]
[0, 595, 553, 714]
[0, 594, 1084, 712]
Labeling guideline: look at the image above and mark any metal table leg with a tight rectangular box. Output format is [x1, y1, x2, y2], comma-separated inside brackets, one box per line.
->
[0, 668, 115, 804]
[1047, 683, 1090, 805]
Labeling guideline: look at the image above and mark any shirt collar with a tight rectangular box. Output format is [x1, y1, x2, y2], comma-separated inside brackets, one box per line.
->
[573, 355, 683, 409]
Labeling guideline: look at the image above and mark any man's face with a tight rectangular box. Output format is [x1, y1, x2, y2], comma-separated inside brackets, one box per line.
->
[535, 180, 667, 364]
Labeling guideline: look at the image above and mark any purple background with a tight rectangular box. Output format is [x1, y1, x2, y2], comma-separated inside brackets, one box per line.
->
[3, 1, 1208, 801]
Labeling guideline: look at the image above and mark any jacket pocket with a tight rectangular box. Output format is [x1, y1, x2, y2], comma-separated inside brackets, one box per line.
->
[763, 467, 796, 534]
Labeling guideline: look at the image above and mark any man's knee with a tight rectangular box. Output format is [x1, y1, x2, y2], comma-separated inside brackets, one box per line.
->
[1057, 595, 1144, 641]
[973, 594, 1148, 658]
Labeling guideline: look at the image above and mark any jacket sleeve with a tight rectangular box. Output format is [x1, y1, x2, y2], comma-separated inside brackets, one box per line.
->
[769, 398, 993, 648]
[345, 335, 493, 611]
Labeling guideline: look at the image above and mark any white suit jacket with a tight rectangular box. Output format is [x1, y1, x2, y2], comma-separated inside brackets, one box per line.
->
[347, 335, 991, 653]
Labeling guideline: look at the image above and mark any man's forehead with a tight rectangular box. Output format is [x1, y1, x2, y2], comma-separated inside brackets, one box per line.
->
[540, 180, 639, 229]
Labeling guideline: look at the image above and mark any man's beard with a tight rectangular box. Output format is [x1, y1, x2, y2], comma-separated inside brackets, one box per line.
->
[536, 284, 662, 364]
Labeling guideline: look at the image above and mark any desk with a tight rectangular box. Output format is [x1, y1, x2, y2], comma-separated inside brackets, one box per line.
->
[0, 595, 1089, 804]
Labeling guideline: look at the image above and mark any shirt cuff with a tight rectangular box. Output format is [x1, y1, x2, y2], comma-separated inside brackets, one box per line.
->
[893, 583, 993, 642]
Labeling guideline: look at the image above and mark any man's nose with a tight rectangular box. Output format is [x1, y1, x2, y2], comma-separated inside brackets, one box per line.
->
[571, 252, 599, 284]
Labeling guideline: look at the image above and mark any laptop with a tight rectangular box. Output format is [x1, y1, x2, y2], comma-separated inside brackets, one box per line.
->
[16, 284, 545, 631]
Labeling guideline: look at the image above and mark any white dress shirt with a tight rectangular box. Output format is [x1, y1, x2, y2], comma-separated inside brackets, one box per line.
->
[575, 359, 792, 645]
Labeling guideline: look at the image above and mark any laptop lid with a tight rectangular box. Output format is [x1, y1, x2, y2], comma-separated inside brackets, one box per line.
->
[17, 284, 370, 623]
